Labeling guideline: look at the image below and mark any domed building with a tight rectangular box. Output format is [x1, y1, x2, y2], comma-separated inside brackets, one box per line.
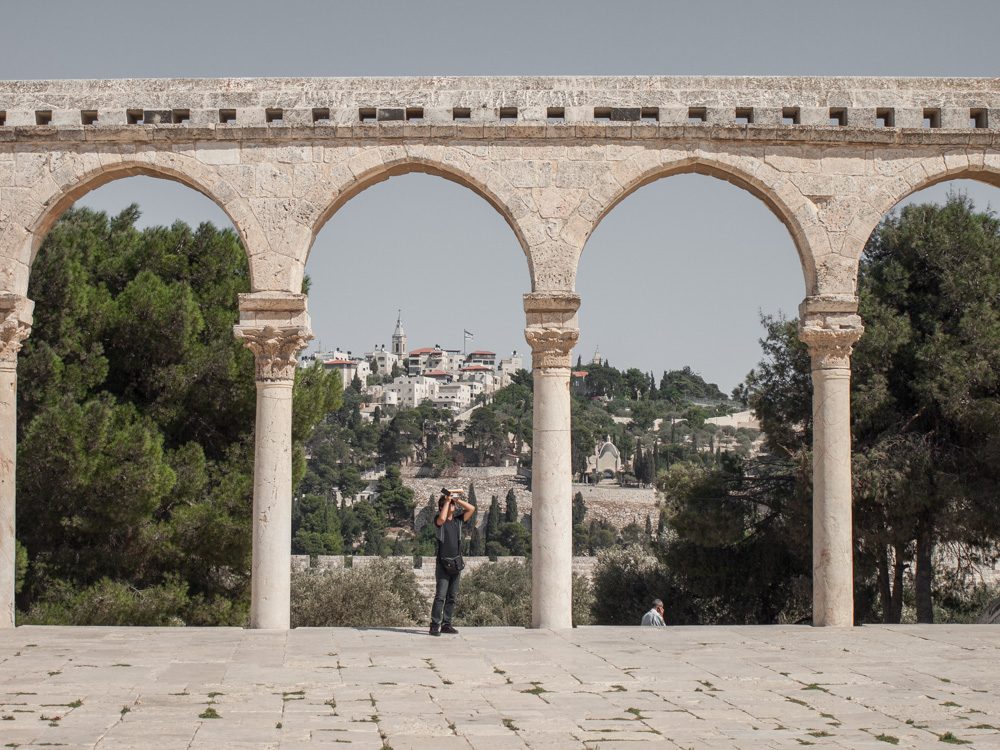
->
[586, 435, 622, 484]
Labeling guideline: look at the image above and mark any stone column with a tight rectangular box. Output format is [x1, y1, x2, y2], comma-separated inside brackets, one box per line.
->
[799, 295, 863, 627]
[524, 292, 580, 630]
[234, 293, 312, 630]
[0, 295, 32, 629]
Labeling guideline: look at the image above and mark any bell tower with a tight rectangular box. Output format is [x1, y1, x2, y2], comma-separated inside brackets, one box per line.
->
[392, 310, 407, 357]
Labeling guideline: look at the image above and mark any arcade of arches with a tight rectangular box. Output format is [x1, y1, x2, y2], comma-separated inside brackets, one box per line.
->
[1, 75, 998, 629]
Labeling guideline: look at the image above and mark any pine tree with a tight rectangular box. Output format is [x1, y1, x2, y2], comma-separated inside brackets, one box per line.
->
[467, 481, 478, 510]
[645, 514, 653, 538]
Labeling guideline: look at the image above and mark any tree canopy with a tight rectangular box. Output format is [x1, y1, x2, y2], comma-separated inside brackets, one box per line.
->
[658, 193, 1000, 624]
[16, 206, 341, 625]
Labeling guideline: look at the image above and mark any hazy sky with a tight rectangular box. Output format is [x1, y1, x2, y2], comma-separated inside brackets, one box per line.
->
[3, 0, 998, 390]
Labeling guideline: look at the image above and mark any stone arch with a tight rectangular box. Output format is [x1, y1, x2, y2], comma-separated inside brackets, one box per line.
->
[6, 153, 273, 296]
[581, 152, 821, 295]
[303, 149, 535, 291]
[853, 155, 1000, 263]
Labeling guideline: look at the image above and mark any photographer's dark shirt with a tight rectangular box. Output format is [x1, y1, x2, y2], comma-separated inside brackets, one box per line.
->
[436, 516, 465, 559]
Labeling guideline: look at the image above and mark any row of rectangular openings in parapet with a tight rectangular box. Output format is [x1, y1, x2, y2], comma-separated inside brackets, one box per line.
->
[1, 107, 991, 129]
[348, 106, 991, 128]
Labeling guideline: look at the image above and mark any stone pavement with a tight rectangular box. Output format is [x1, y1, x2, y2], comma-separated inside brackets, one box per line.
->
[1, 625, 998, 750]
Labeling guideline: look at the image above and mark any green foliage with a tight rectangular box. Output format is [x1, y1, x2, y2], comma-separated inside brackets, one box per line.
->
[19, 395, 176, 586]
[590, 545, 672, 625]
[19, 576, 241, 626]
[375, 466, 415, 526]
[657, 366, 728, 404]
[485, 495, 502, 551]
[671, 194, 1000, 625]
[491, 375, 532, 455]
[455, 560, 531, 626]
[584, 518, 618, 555]
[289, 559, 427, 627]
[851, 194, 1000, 622]
[350, 501, 389, 555]
[14, 541, 27, 595]
[503, 488, 518, 523]
[455, 559, 592, 627]
[292, 494, 343, 555]
[464, 406, 506, 464]
[15, 206, 334, 623]
[497, 522, 530, 556]
[738, 314, 812, 455]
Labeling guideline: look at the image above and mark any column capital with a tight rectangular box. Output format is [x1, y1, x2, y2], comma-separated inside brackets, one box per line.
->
[234, 292, 312, 382]
[236, 325, 313, 382]
[0, 294, 34, 369]
[798, 295, 863, 370]
[523, 292, 580, 370]
[524, 327, 580, 370]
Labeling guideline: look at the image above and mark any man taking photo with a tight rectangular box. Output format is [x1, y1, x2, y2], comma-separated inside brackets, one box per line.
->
[429, 488, 475, 636]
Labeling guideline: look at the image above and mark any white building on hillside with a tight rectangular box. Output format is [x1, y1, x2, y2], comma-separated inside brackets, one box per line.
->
[466, 350, 497, 368]
[322, 356, 371, 387]
[434, 382, 474, 412]
[384, 375, 439, 408]
[366, 345, 400, 377]
[496, 350, 524, 386]
[459, 364, 496, 392]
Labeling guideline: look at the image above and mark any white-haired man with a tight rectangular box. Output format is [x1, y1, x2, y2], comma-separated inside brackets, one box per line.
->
[641, 599, 666, 626]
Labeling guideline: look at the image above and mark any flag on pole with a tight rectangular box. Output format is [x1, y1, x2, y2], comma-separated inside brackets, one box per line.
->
[464, 330, 474, 339]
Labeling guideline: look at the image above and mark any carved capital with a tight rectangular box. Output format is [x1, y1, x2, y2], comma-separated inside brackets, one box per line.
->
[799, 312, 864, 370]
[236, 325, 313, 382]
[523, 292, 581, 371]
[0, 294, 34, 369]
[524, 326, 579, 370]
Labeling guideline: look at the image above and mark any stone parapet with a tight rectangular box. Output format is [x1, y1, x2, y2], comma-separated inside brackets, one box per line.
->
[0, 76, 998, 143]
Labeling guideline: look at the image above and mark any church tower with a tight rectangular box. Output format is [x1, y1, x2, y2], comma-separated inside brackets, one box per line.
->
[591, 346, 602, 365]
[392, 310, 407, 357]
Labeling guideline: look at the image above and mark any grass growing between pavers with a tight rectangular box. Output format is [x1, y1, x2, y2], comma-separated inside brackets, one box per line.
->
[520, 682, 548, 696]
[938, 731, 971, 744]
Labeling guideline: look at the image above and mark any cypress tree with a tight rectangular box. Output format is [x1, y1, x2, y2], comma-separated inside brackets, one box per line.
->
[485, 495, 501, 544]
[504, 487, 518, 523]
[572, 491, 587, 526]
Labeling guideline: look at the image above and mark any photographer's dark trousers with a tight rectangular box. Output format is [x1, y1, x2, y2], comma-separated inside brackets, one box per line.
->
[431, 562, 461, 626]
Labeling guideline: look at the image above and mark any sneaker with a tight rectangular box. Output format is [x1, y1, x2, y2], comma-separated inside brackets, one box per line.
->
[441, 624, 458, 634]
[429, 624, 441, 636]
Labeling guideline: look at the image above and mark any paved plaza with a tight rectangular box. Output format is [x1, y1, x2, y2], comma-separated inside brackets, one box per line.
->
[1, 625, 998, 749]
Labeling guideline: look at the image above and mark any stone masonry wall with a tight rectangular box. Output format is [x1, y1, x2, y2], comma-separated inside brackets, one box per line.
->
[404, 472, 659, 531]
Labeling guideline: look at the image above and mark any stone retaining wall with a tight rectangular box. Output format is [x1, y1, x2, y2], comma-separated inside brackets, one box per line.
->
[405, 474, 660, 531]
